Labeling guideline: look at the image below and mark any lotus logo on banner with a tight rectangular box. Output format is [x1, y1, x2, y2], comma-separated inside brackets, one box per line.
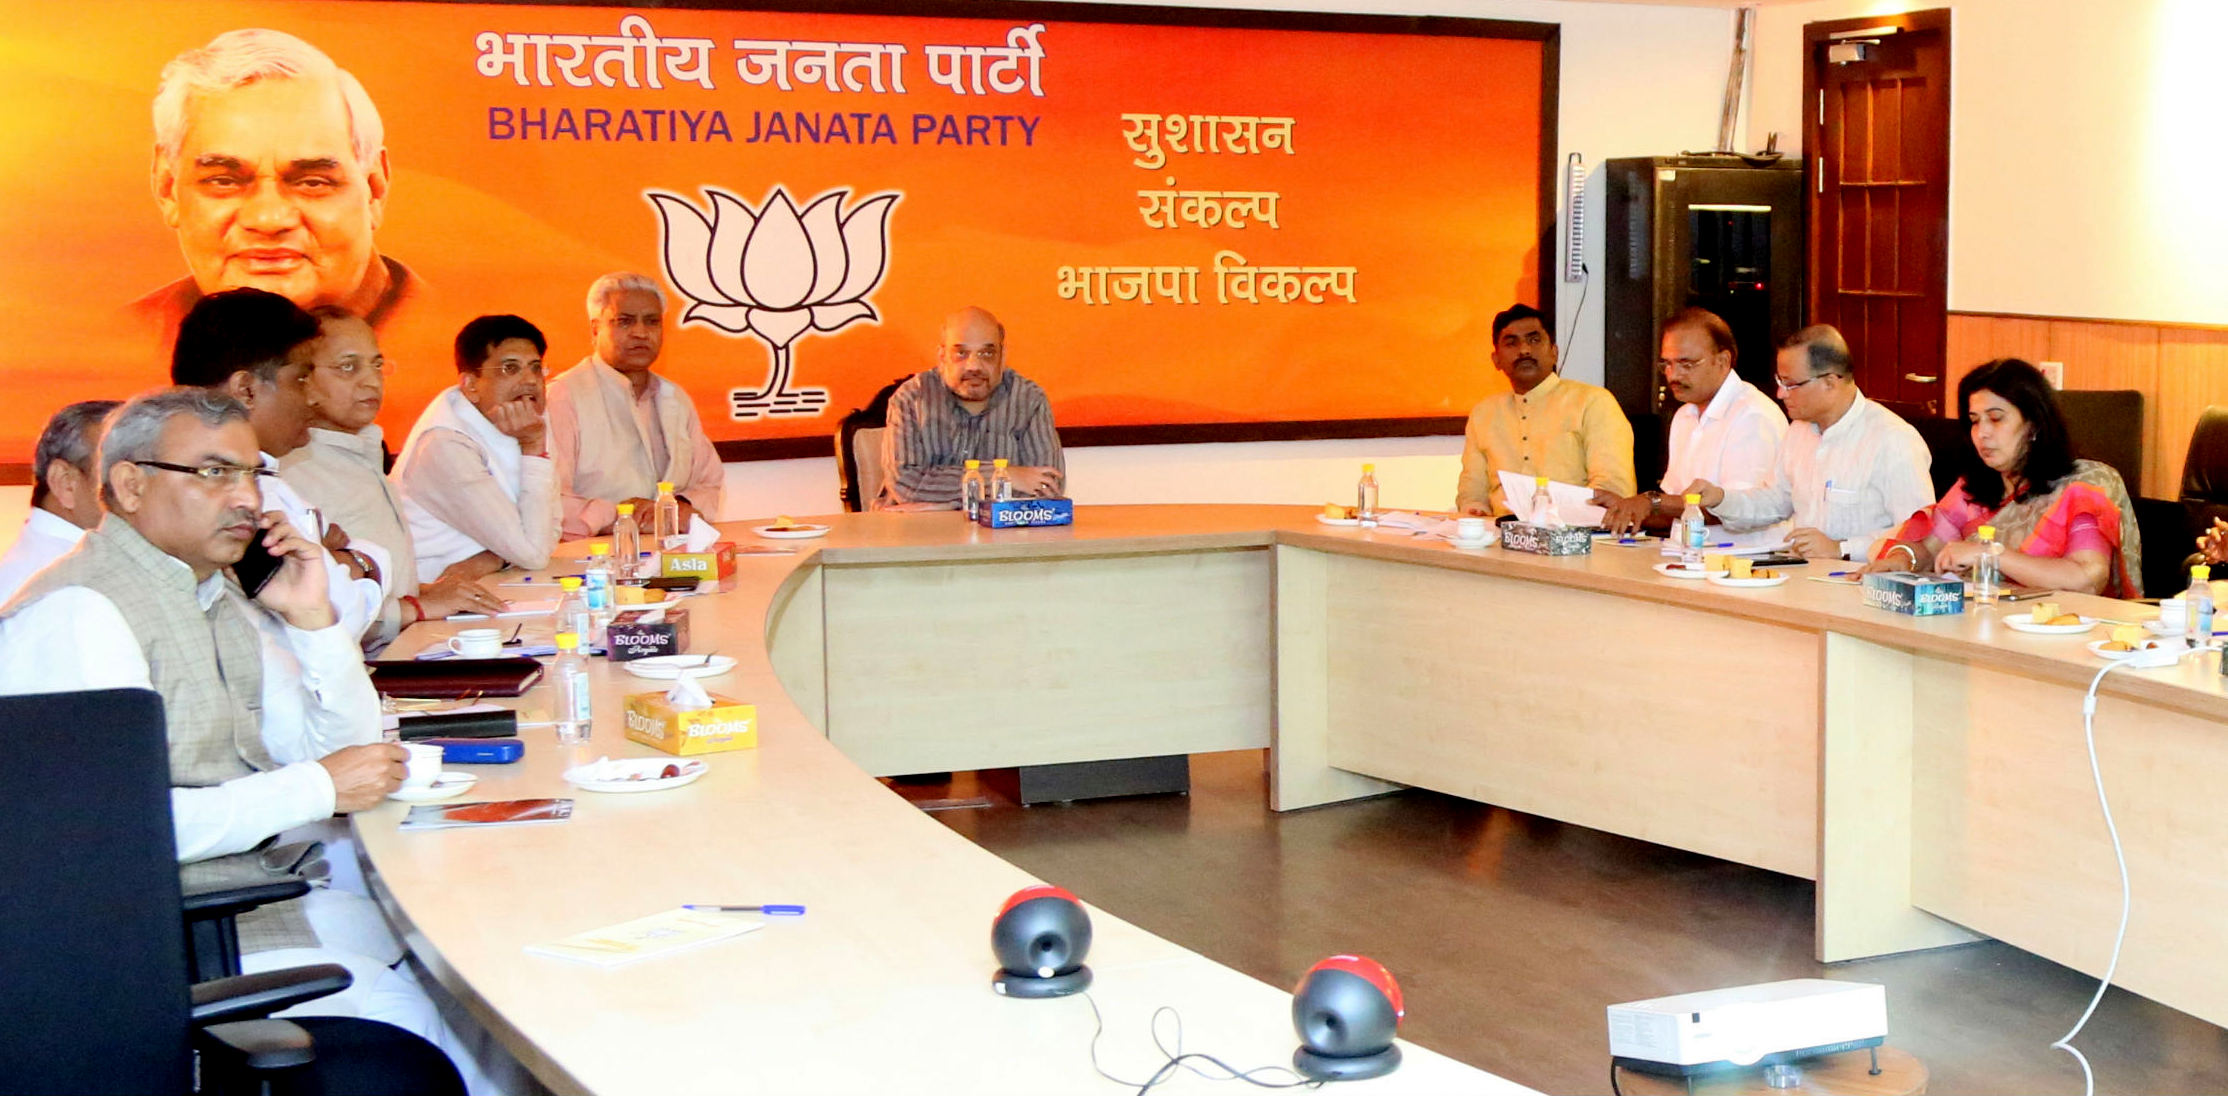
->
[648, 186, 900, 420]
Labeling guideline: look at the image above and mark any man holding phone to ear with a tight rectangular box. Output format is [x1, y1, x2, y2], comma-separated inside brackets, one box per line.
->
[0, 388, 469, 1049]
[168, 288, 388, 643]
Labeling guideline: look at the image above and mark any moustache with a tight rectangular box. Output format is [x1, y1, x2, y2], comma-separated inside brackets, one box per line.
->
[1515, 356, 1538, 368]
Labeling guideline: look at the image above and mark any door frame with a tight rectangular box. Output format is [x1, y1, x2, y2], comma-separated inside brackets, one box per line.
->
[1802, 7, 1952, 411]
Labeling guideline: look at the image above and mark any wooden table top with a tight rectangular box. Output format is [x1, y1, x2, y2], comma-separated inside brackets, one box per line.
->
[357, 505, 2216, 1094]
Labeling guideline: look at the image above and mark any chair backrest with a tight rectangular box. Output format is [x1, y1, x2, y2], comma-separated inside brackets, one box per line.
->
[0, 688, 193, 1092]
[2054, 389, 2145, 497]
[1877, 400, 1968, 499]
[2182, 406, 2228, 504]
[834, 376, 911, 512]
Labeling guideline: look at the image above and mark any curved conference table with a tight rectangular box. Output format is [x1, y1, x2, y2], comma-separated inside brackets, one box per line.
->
[359, 505, 2228, 1093]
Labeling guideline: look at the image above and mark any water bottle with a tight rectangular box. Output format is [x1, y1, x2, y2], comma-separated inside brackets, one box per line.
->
[557, 577, 590, 644]
[1356, 463, 1380, 528]
[1971, 524, 2002, 604]
[1679, 492, 1706, 568]
[2188, 565, 2214, 644]
[961, 459, 986, 521]
[653, 481, 682, 550]
[551, 631, 592, 745]
[1531, 476, 1562, 529]
[991, 458, 1014, 501]
[612, 503, 641, 582]
[584, 542, 614, 644]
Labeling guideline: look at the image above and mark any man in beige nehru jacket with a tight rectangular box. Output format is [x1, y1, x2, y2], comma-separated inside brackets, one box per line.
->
[546, 272, 725, 537]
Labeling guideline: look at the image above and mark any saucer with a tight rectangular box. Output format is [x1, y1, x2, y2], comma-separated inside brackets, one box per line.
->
[1449, 536, 1493, 550]
[388, 772, 479, 803]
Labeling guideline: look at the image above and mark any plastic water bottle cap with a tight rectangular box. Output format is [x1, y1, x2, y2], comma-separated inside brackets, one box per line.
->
[1978, 524, 1995, 540]
[558, 576, 582, 590]
[1363, 463, 1376, 472]
[590, 542, 610, 554]
[617, 503, 635, 515]
[658, 482, 674, 492]
[966, 459, 981, 469]
[1684, 493, 1701, 504]
[1536, 476, 1549, 486]
[994, 458, 1010, 468]
[555, 632, 580, 651]
[2196, 565, 2212, 581]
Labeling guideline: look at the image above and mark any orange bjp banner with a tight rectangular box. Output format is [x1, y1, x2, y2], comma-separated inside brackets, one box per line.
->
[0, 0, 1552, 464]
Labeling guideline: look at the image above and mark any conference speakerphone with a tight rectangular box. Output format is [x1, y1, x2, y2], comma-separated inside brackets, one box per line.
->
[1607, 979, 1886, 1077]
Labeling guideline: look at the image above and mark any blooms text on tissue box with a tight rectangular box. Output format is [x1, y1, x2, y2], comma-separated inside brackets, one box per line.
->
[977, 498, 1074, 528]
[604, 607, 689, 662]
[623, 691, 757, 756]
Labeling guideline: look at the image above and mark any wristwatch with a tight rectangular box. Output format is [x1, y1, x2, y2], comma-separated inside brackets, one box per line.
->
[1645, 489, 1666, 513]
[342, 547, 380, 584]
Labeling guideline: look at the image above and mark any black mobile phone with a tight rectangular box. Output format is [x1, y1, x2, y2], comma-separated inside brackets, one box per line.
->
[230, 531, 284, 597]
[1748, 554, 1811, 567]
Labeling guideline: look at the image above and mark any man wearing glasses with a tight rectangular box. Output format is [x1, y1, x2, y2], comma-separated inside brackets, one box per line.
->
[391, 314, 564, 582]
[281, 309, 506, 646]
[1596, 308, 1786, 534]
[1681, 325, 1934, 561]
[876, 306, 1064, 508]
[0, 388, 483, 1068]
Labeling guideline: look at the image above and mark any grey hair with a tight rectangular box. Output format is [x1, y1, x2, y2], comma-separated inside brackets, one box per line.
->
[98, 388, 250, 510]
[585, 272, 666, 320]
[1782, 324, 1854, 378]
[152, 29, 384, 168]
[30, 400, 122, 510]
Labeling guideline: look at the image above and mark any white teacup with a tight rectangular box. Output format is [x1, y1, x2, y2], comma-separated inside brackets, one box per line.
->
[402, 743, 445, 790]
[1453, 517, 1491, 546]
[2159, 597, 2189, 636]
[446, 627, 503, 658]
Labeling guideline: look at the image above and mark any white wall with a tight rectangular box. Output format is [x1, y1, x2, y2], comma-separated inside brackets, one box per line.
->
[1749, 0, 2228, 327]
[723, 0, 1740, 520]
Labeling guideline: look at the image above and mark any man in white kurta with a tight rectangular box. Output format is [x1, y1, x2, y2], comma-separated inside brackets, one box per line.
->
[1689, 325, 1934, 561]
[0, 400, 118, 603]
[1596, 308, 1786, 534]
[393, 314, 562, 580]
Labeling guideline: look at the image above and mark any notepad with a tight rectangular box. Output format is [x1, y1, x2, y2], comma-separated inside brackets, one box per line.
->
[527, 907, 765, 968]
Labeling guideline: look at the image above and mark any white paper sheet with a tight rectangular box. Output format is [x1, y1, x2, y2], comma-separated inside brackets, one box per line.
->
[1497, 471, 1608, 527]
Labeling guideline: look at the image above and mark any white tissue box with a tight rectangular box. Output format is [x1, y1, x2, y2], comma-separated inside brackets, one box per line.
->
[623, 691, 757, 756]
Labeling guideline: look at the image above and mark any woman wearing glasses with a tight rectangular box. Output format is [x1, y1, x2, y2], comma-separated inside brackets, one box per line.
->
[280, 309, 506, 645]
[1866, 358, 2142, 596]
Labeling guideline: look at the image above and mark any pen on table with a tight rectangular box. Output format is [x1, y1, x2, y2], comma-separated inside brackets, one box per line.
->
[1827, 570, 1856, 578]
[684, 904, 806, 915]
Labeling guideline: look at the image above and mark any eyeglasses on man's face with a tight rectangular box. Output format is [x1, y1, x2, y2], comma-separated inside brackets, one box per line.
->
[132, 460, 275, 488]
[1775, 373, 1826, 394]
[1657, 357, 1709, 374]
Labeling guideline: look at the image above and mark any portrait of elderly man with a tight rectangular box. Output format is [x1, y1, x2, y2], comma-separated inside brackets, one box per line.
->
[876, 306, 1064, 509]
[130, 28, 419, 336]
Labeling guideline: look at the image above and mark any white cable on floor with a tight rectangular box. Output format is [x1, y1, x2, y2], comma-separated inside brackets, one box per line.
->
[2052, 654, 2150, 1096]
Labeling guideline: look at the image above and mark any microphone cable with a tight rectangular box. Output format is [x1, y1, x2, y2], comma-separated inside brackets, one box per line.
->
[1082, 991, 1326, 1094]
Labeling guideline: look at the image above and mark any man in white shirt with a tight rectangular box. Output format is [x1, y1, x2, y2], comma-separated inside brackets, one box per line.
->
[392, 314, 563, 580]
[170, 288, 388, 642]
[546, 272, 725, 537]
[1596, 308, 1786, 534]
[1685, 325, 1934, 561]
[0, 400, 119, 602]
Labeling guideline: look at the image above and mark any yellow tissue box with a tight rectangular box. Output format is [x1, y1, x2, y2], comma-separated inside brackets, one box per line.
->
[622, 691, 757, 756]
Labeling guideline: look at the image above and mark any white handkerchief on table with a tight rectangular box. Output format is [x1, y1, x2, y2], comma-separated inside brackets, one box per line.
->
[1497, 472, 1608, 527]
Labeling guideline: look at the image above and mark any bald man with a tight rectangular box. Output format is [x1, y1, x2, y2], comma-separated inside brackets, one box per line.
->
[876, 307, 1064, 508]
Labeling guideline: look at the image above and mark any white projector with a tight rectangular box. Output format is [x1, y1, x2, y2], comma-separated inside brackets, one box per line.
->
[1606, 979, 1886, 1077]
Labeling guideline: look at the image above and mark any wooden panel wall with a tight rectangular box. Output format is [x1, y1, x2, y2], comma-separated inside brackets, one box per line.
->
[1945, 312, 2228, 497]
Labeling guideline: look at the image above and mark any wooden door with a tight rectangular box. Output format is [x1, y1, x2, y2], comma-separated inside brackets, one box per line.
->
[1805, 10, 1951, 411]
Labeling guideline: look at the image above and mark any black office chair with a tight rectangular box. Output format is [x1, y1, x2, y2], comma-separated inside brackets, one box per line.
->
[0, 687, 462, 1095]
[835, 375, 910, 512]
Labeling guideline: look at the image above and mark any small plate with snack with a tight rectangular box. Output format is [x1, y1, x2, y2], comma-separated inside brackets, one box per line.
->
[1316, 504, 1361, 527]
[1707, 567, 1789, 589]
[753, 515, 829, 539]
[2000, 602, 2097, 635]
[1655, 561, 1729, 580]
[562, 756, 709, 794]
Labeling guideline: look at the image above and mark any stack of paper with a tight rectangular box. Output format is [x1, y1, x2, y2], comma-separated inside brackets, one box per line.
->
[528, 907, 765, 968]
[1497, 472, 1608, 527]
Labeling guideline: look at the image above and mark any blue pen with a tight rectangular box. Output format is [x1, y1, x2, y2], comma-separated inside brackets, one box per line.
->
[684, 904, 806, 916]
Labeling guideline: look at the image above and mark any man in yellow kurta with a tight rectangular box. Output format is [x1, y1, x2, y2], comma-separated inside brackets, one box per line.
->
[1456, 304, 1636, 518]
